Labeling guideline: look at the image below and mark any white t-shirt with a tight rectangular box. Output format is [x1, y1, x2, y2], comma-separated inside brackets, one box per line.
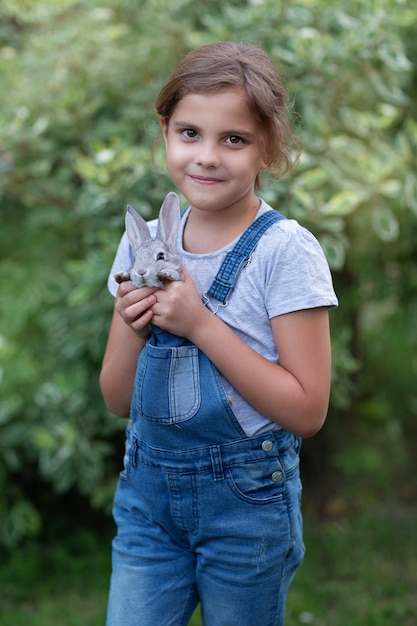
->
[107, 198, 338, 436]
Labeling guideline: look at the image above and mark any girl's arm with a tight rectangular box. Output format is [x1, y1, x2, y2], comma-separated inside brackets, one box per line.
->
[100, 283, 157, 416]
[151, 270, 332, 437]
[192, 306, 331, 438]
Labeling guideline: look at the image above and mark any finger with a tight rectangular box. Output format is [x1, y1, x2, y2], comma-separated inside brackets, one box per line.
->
[181, 266, 191, 281]
[122, 294, 156, 323]
[130, 307, 154, 332]
[179, 267, 198, 292]
[117, 281, 157, 299]
[116, 280, 135, 297]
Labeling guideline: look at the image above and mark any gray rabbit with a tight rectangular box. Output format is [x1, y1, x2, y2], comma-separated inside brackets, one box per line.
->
[114, 192, 183, 288]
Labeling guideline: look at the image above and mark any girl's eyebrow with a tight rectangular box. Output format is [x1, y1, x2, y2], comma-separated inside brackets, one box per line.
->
[172, 120, 256, 139]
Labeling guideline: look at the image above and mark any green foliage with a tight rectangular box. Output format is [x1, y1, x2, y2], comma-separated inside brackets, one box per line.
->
[0, 0, 416, 547]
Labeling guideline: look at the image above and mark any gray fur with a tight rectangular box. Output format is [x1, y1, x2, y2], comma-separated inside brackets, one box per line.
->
[114, 192, 183, 288]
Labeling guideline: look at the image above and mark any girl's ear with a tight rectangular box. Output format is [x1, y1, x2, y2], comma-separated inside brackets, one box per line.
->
[259, 139, 270, 170]
[159, 116, 169, 146]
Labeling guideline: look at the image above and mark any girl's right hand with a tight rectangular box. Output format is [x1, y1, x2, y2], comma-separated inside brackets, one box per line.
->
[115, 281, 158, 338]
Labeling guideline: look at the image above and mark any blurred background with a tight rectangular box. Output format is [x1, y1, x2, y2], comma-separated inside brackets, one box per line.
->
[0, 0, 416, 624]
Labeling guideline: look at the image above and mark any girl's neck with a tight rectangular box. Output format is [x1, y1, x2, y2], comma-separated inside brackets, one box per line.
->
[182, 198, 261, 254]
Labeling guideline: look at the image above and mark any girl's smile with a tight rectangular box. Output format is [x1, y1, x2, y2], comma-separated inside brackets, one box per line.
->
[189, 175, 224, 185]
[160, 87, 268, 218]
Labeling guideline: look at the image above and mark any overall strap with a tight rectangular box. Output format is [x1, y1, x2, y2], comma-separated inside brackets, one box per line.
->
[206, 210, 287, 305]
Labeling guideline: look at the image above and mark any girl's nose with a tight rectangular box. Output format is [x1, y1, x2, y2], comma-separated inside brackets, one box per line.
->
[195, 142, 220, 167]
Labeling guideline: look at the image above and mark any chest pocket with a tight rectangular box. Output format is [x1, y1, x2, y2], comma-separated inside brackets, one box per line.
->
[135, 343, 201, 423]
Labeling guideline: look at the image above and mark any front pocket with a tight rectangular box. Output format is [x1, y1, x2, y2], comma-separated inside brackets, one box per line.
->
[227, 457, 286, 504]
[136, 343, 201, 423]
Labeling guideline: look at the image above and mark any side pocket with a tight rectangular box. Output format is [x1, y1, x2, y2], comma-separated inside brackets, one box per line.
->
[120, 420, 133, 480]
[136, 343, 201, 423]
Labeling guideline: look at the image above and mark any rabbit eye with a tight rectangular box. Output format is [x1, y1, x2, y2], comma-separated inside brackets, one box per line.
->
[156, 252, 165, 261]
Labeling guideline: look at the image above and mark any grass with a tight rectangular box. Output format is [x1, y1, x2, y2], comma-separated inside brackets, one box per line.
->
[285, 501, 417, 625]
[0, 501, 415, 625]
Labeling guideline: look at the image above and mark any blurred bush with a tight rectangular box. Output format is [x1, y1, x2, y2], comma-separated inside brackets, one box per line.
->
[0, 0, 416, 547]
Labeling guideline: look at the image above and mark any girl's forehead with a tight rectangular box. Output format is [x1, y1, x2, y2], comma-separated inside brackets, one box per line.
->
[176, 86, 246, 108]
[170, 88, 258, 129]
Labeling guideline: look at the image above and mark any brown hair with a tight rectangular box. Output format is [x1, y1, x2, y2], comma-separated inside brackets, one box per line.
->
[155, 41, 299, 186]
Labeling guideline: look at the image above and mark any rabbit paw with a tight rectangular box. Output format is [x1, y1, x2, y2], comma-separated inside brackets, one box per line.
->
[157, 269, 182, 283]
[114, 271, 131, 284]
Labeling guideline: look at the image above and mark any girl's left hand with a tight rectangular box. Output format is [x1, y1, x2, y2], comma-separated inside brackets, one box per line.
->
[150, 268, 210, 339]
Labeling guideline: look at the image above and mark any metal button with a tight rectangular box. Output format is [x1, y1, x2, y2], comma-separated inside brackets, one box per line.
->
[271, 470, 283, 482]
[261, 440, 273, 452]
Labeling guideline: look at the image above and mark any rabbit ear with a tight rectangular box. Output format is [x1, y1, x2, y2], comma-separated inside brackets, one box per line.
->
[156, 192, 181, 251]
[125, 204, 152, 248]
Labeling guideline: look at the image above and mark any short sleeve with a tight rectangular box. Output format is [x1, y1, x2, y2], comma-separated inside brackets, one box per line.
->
[107, 232, 134, 297]
[262, 220, 338, 318]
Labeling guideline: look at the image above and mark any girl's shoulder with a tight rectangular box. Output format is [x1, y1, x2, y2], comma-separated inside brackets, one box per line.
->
[256, 200, 327, 264]
[255, 199, 338, 310]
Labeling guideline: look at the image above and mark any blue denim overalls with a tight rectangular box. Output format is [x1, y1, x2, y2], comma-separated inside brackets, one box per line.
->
[106, 211, 305, 626]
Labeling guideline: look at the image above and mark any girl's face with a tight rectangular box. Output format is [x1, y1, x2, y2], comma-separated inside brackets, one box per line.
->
[160, 87, 268, 216]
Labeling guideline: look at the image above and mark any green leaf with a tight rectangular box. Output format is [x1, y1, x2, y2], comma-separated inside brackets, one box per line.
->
[295, 168, 328, 190]
[371, 206, 399, 242]
[322, 191, 364, 216]
[319, 235, 346, 270]
[404, 173, 417, 216]
[376, 179, 402, 198]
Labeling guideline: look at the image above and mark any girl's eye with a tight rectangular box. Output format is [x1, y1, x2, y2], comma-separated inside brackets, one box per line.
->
[181, 129, 198, 139]
[226, 135, 244, 145]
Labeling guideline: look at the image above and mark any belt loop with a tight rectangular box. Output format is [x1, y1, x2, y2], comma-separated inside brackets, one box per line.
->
[210, 445, 224, 482]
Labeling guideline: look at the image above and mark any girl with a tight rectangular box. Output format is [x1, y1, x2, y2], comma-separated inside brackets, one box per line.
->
[101, 41, 338, 626]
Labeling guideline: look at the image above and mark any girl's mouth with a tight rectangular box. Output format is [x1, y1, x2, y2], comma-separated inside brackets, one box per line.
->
[189, 174, 223, 185]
